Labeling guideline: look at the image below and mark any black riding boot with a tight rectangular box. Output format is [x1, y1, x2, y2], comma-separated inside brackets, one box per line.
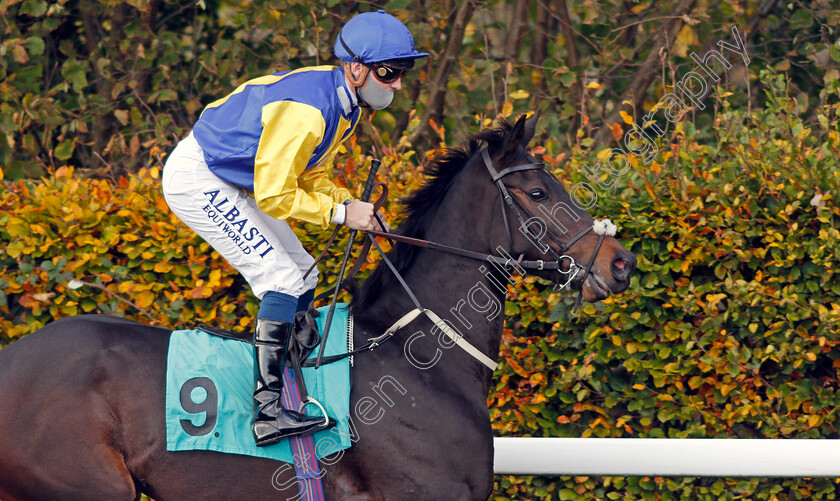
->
[252, 318, 330, 447]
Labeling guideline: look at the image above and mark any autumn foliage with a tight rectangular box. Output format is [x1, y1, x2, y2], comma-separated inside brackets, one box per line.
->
[3, 78, 840, 498]
[4, 0, 840, 499]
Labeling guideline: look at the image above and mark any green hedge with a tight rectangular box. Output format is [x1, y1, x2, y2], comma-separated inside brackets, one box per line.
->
[3, 76, 840, 499]
[489, 75, 840, 499]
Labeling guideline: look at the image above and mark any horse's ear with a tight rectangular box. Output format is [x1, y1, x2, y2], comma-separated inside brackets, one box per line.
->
[522, 109, 541, 146]
[501, 111, 541, 157]
[502, 114, 527, 156]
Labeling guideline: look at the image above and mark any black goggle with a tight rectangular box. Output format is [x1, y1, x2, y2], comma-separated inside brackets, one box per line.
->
[368, 64, 408, 84]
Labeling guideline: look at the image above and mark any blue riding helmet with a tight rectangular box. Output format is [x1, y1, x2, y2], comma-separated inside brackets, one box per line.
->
[334, 10, 429, 65]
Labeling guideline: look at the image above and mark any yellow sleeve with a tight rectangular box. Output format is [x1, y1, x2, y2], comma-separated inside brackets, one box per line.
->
[253, 101, 339, 228]
[298, 161, 352, 205]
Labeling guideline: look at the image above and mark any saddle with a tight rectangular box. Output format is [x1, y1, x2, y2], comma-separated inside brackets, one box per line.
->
[198, 308, 324, 365]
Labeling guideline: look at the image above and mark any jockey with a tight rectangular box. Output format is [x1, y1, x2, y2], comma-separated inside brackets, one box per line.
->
[162, 10, 428, 447]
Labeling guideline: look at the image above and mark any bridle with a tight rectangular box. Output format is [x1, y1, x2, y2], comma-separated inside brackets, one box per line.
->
[366, 145, 618, 312]
[479, 147, 616, 311]
[301, 144, 619, 373]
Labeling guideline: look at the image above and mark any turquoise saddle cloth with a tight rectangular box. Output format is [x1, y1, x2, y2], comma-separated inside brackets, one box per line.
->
[165, 304, 352, 462]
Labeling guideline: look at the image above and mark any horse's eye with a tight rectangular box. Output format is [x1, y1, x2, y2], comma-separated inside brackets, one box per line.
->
[529, 188, 547, 201]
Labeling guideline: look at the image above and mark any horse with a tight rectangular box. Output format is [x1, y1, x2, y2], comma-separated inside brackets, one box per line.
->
[0, 112, 636, 501]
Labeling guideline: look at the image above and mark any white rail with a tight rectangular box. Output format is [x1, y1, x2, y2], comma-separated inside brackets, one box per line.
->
[493, 437, 840, 477]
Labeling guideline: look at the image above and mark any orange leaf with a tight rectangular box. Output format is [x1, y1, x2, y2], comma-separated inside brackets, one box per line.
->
[18, 293, 37, 308]
[611, 122, 624, 141]
[507, 359, 532, 378]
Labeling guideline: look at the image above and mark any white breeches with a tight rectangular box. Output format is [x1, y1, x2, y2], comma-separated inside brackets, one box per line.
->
[161, 132, 319, 299]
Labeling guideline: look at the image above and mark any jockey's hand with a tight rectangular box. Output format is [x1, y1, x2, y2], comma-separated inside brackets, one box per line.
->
[344, 200, 377, 231]
[375, 210, 390, 232]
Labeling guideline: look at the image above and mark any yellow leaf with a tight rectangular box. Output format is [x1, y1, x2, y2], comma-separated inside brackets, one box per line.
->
[501, 100, 513, 117]
[7, 217, 29, 237]
[0, 166, 4, 180]
[154, 261, 174, 273]
[586, 81, 600, 89]
[509, 89, 530, 100]
[619, 110, 634, 125]
[632, 384, 646, 390]
[136, 291, 154, 308]
[674, 25, 696, 57]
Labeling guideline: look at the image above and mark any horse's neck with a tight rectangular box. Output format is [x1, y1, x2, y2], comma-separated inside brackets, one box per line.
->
[355, 189, 505, 397]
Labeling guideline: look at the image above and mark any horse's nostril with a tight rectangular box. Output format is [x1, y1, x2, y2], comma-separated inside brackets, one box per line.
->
[611, 257, 631, 280]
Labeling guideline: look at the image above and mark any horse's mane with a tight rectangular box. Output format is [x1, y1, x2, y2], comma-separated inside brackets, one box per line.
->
[353, 119, 513, 312]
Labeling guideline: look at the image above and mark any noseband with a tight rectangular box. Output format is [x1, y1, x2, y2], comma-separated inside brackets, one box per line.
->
[480, 147, 616, 311]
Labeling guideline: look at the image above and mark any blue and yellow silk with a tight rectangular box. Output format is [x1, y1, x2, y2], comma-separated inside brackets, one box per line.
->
[193, 66, 360, 228]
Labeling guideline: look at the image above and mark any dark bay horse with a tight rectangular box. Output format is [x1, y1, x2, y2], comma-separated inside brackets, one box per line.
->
[0, 113, 636, 500]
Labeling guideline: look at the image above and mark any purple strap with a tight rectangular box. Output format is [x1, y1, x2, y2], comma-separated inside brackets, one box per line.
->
[280, 368, 326, 501]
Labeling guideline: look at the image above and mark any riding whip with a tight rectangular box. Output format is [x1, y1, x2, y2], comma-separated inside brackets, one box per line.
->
[315, 158, 381, 368]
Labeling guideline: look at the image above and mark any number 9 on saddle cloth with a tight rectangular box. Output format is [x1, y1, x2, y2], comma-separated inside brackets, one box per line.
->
[166, 305, 354, 463]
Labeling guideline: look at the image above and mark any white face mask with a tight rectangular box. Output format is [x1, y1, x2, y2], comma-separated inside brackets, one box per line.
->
[357, 72, 394, 110]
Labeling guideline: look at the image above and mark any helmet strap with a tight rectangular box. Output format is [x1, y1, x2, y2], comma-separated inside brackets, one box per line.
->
[339, 30, 368, 87]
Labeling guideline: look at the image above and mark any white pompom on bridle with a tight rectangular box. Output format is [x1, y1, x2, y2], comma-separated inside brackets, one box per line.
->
[592, 218, 617, 236]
